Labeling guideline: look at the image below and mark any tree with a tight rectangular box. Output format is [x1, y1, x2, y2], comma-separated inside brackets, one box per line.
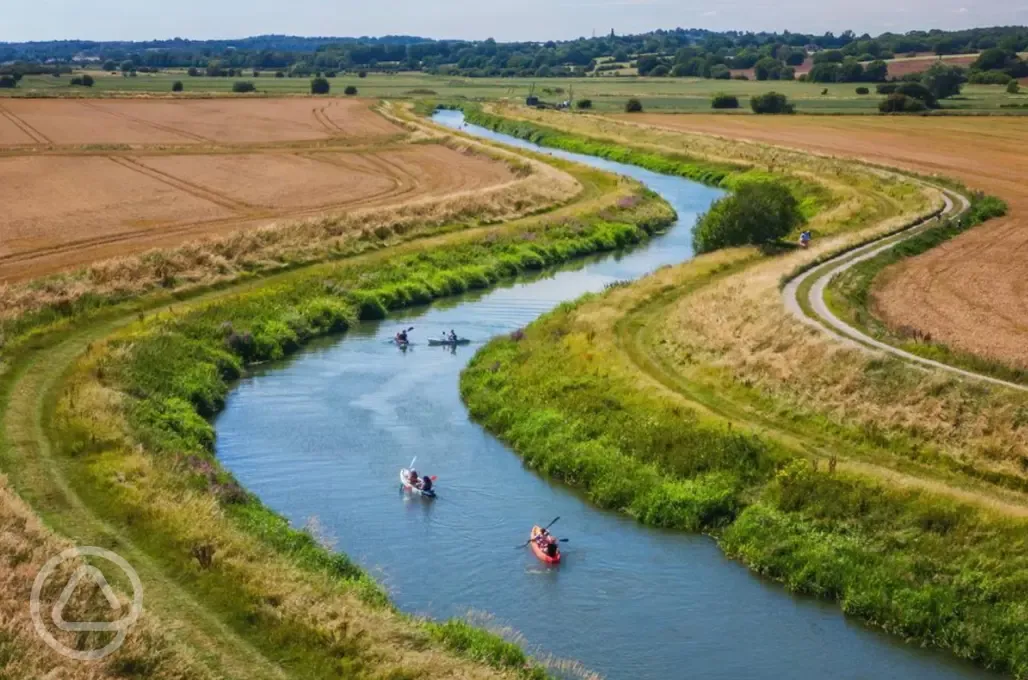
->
[837, 58, 864, 82]
[1008, 80, 1021, 94]
[252, 69, 261, 77]
[973, 48, 1012, 73]
[813, 49, 844, 64]
[310, 77, 330, 94]
[187, 67, 199, 77]
[624, 98, 643, 113]
[649, 64, 669, 77]
[344, 85, 358, 95]
[693, 182, 804, 253]
[856, 86, 870, 94]
[575, 99, 593, 109]
[785, 50, 806, 66]
[119, 60, 134, 72]
[808, 62, 840, 82]
[275, 71, 285, 78]
[635, 55, 661, 76]
[710, 64, 731, 80]
[921, 63, 966, 100]
[81, 74, 94, 87]
[879, 93, 927, 113]
[750, 91, 794, 114]
[863, 60, 889, 82]
[0, 75, 15, 88]
[232, 81, 256, 93]
[896, 82, 937, 107]
[102, 60, 117, 71]
[711, 93, 739, 109]
[172, 80, 184, 92]
[358, 70, 367, 78]
[70, 76, 84, 86]
[754, 57, 781, 81]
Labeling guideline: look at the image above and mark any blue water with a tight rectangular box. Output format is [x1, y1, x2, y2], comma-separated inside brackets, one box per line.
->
[213, 110, 993, 680]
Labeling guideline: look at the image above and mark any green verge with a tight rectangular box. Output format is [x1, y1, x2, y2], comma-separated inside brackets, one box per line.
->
[49, 185, 675, 679]
[460, 294, 1028, 678]
[824, 194, 1027, 384]
[457, 104, 833, 222]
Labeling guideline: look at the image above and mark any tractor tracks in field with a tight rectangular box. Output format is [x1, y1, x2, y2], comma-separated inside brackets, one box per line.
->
[0, 101, 53, 145]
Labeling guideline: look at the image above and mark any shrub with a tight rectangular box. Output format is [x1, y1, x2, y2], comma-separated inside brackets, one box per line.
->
[232, 81, 256, 93]
[896, 82, 937, 107]
[710, 64, 731, 79]
[252, 70, 260, 77]
[187, 67, 199, 77]
[693, 181, 803, 253]
[69, 76, 83, 86]
[274, 71, 285, 78]
[750, 91, 794, 114]
[879, 93, 927, 113]
[575, 98, 593, 109]
[876, 83, 898, 94]
[855, 86, 870, 95]
[711, 93, 739, 109]
[325, 70, 337, 78]
[624, 98, 643, 113]
[310, 77, 330, 95]
[649, 64, 669, 77]
[1008, 80, 1021, 94]
[922, 62, 966, 100]
[969, 70, 1013, 85]
[0, 75, 17, 88]
[358, 70, 367, 78]
[172, 81, 184, 92]
[344, 85, 358, 95]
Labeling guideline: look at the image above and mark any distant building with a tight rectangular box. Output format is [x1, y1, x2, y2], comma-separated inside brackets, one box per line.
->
[804, 44, 823, 54]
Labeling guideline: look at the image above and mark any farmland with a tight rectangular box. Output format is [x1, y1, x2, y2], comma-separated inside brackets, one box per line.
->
[614, 113, 1028, 368]
[5, 70, 1027, 114]
[0, 98, 521, 281]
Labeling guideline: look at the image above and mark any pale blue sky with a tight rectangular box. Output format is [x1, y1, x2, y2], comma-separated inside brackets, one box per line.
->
[4, 0, 1026, 43]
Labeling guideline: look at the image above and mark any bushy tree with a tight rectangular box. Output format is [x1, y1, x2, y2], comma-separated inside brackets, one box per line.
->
[0, 75, 15, 88]
[172, 80, 184, 92]
[896, 81, 937, 107]
[855, 86, 870, 94]
[624, 98, 643, 112]
[710, 64, 731, 79]
[344, 85, 358, 95]
[711, 93, 739, 109]
[863, 60, 889, 82]
[232, 81, 256, 93]
[635, 55, 661, 76]
[837, 58, 865, 82]
[187, 67, 199, 77]
[102, 60, 117, 72]
[575, 98, 593, 109]
[81, 74, 94, 86]
[879, 93, 927, 113]
[750, 91, 794, 114]
[922, 62, 966, 100]
[310, 77, 330, 94]
[649, 64, 669, 77]
[808, 62, 840, 82]
[119, 60, 134, 72]
[754, 57, 782, 81]
[358, 70, 367, 78]
[1008, 80, 1021, 94]
[693, 182, 803, 253]
[70, 76, 83, 86]
[274, 71, 285, 78]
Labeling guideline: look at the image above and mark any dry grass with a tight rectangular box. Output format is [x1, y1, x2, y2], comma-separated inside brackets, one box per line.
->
[0, 473, 217, 679]
[622, 114, 1028, 369]
[0, 106, 580, 329]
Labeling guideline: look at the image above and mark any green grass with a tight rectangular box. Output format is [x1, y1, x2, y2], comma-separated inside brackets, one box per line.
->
[460, 292, 1028, 678]
[6, 70, 1027, 114]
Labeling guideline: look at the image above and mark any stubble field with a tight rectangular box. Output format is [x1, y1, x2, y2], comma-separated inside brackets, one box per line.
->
[614, 113, 1028, 367]
[0, 98, 518, 281]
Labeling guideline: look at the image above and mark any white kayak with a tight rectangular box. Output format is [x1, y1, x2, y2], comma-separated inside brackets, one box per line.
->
[400, 468, 436, 497]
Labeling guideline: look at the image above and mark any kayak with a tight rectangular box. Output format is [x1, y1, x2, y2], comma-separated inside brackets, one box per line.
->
[428, 338, 471, 347]
[530, 525, 561, 564]
[400, 468, 436, 498]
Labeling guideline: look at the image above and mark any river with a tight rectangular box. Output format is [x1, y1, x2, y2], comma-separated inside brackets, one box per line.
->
[214, 109, 991, 680]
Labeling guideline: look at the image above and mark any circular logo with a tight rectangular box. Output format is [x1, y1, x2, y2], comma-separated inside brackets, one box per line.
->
[31, 546, 143, 661]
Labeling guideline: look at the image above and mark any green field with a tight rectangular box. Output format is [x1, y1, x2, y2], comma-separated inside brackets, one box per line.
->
[6, 70, 1026, 114]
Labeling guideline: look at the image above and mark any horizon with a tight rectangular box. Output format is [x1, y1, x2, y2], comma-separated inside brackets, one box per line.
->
[4, 0, 1027, 45]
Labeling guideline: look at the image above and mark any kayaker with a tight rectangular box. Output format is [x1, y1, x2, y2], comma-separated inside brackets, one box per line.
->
[408, 469, 420, 487]
[397, 329, 409, 344]
[544, 536, 558, 558]
[421, 475, 433, 492]
[448, 329, 457, 343]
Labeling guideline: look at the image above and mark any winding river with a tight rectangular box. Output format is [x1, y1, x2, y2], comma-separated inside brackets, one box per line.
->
[214, 110, 992, 680]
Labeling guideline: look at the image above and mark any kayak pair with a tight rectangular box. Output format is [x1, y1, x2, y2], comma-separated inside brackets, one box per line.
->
[530, 525, 561, 564]
[400, 467, 436, 498]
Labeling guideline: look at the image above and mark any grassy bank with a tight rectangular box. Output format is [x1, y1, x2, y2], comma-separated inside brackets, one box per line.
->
[21, 170, 672, 677]
[824, 194, 1023, 383]
[461, 267, 1028, 677]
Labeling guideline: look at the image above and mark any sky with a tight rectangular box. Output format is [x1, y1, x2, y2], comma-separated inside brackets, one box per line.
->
[3, 0, 1026, 43]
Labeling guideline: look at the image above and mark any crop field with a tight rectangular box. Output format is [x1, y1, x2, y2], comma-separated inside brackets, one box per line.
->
[6, 70, 1026, 114]
[610, 113, 1028, 367]
[0, 98, 518, 281]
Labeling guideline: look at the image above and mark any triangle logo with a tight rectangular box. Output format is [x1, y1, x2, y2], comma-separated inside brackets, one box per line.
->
[52, 565, 123, 633]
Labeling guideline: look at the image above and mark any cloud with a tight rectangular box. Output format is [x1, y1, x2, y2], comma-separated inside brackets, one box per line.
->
[702, 10, 717, 15]
[956, 6, 968, 11]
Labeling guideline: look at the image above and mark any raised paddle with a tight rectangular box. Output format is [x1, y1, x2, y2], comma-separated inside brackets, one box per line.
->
[515, 516, 560, 549]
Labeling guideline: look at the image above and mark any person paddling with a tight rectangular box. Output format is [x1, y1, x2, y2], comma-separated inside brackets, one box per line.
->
[397, 329, 409, 345]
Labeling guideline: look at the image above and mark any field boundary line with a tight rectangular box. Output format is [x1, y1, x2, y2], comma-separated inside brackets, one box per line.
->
[783, 186, 1028, 393]
[0, 102, 52, 145]
[107, 155, 255, 212]
[78, 100, 213, 144]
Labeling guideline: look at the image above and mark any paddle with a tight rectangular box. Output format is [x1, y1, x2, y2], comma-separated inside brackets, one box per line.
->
[515, 516, 560, 549]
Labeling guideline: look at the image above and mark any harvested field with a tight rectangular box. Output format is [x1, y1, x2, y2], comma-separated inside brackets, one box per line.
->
[620, 113, 1028, 366]
[0, 98, 402, 147]
[0, 137, 517, 282]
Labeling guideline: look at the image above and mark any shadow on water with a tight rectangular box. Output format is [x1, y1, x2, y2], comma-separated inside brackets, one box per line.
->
[214, 111, 995, 680]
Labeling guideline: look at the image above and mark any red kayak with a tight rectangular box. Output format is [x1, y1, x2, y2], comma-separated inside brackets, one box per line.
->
[530, 525, 561, 564]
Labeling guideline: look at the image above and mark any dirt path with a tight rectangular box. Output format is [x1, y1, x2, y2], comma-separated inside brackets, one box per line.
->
[619, 113, 1028, 368]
